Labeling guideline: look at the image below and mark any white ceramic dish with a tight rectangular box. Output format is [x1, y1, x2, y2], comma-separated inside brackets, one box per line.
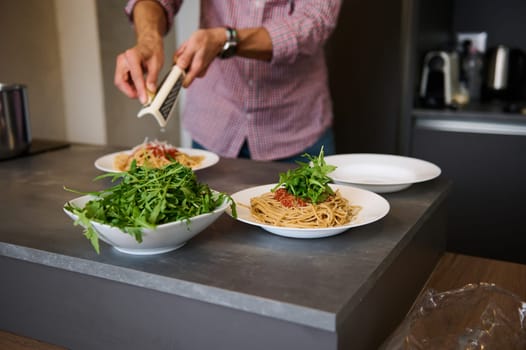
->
[94, 147, 219, 172]
[324, 153, 441, 193]
[227, 184, 389, 239]
[64, 194, 229, 255]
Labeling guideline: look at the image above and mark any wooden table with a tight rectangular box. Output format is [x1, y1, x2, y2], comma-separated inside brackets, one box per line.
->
[382, 252, 526, 348]
[424, 252, 526, 299]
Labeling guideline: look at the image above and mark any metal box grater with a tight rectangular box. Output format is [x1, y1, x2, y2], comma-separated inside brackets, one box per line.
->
[137, 65, 185, 128]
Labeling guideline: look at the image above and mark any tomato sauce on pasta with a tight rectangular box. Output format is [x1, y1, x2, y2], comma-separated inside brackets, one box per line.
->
[114, 140, 204, 171]
[249, 188, 361, 228]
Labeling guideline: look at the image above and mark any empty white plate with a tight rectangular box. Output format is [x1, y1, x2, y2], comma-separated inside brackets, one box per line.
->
[325, 154, 441, 193]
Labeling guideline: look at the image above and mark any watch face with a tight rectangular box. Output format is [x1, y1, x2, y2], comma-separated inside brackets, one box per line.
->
[219, 27, 238, 59]
[221, 43, 237, 58]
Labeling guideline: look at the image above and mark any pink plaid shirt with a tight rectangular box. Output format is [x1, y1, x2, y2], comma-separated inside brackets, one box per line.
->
[126, 0, 341, 160]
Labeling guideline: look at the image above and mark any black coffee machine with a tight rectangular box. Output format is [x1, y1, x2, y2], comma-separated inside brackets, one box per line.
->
[419, 51, 460, 108]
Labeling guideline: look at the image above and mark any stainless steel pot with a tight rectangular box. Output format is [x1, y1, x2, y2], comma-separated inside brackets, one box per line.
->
[0, 83, 32, 160]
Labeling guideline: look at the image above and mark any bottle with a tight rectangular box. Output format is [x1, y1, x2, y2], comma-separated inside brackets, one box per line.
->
[462, 41, 483, 101]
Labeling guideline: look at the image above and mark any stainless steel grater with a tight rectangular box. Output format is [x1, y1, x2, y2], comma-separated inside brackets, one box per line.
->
[137, 65, 185, 128]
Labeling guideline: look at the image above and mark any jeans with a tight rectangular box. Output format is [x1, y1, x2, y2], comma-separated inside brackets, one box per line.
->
[192, 127, 335, 163]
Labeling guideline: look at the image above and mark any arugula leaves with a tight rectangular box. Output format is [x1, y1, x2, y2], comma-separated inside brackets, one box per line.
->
[272, 147, 336, 204]
[64, 161, 235, 254]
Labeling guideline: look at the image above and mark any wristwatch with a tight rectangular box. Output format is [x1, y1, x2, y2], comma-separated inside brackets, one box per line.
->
[219, 27, 238, 59]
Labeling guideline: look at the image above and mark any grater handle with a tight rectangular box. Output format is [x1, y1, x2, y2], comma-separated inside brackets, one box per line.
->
[137, 65, 185, 128]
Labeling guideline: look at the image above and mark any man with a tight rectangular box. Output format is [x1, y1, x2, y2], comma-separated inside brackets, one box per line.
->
[115, 0, 341, 162]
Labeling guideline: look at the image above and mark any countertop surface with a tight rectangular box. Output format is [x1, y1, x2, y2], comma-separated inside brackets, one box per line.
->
[413, 105, 526, 136]
[413, 105, 526, 124]
[0, 144, 450, 332]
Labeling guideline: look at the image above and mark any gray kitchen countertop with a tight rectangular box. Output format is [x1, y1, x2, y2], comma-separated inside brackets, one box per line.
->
[0, 144, 450, 334]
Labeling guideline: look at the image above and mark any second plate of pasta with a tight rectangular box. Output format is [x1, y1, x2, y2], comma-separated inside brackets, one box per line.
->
[95, 147, 219, 172]
[228, 184, 390, 238]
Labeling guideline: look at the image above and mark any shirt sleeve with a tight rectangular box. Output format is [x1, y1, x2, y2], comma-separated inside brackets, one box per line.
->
[265, 0, 341, 65]
[125, 0, 183, 34]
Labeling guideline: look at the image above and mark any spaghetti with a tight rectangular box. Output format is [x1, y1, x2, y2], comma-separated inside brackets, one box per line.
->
[249, 188, 361, 228]
[114, 140, 203, 171]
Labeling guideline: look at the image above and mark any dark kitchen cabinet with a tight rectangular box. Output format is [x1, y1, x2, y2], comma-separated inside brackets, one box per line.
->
[326, 0, 455, 155]
[327, 0, 526, 263]
[326, 0, 526, 154]
[411, 110, 526, 263]
[410, 0, 526, 263]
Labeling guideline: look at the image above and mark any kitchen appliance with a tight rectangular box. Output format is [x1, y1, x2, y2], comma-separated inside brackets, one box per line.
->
[137, 65, 185, 128]
[0, 83, 32, 160]
[483, 45, 526, 102]
[419, 51, 461, 108]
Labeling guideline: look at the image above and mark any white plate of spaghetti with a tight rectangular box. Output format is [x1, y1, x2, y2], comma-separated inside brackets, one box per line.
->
[94, 140, 219, 172]
[325, 154, 441, 193]
[228, 183, 390, 239]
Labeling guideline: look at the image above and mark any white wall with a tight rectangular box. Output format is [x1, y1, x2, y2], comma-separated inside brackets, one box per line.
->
[54, 0, 106, 145]
[175, 1, 199, 147]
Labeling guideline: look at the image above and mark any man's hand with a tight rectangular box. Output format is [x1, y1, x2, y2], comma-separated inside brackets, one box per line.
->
[174, 28, 225, 88]
[174, 27, 273, 88]
[114, 0, 167, 105]
[114, 37, 164, 105]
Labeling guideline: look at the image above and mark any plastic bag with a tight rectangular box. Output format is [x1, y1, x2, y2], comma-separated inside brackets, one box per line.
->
[381, 283, 526, 349]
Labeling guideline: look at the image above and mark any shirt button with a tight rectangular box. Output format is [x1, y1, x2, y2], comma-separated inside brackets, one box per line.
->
[246, 114, 252, 120]
[248, 80, 254, 87]
[255, 0, 264, 8]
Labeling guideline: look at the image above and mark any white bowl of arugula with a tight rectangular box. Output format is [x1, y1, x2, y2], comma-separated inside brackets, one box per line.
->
[64, 162, 235, 255]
